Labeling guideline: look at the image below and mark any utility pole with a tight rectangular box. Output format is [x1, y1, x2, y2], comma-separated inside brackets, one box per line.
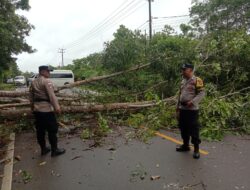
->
[148, 0, 153, 40]
[58, 48, 66, 67]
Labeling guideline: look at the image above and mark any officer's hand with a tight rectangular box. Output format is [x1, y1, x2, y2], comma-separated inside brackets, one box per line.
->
[186, 101, 193, 108]
[55, 108, 61, 114]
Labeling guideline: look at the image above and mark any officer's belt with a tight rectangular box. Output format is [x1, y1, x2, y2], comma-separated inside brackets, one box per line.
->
[34, 98, 50, 102]
[180, 101, 188, 106]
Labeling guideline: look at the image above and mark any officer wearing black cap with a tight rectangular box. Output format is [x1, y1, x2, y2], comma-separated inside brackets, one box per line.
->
[176, 63, 205, 159]
[29, 65, 65, 157]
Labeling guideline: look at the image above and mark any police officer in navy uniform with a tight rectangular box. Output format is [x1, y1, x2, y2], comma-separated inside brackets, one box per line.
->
[29, 66, 65, 157]
[176, 63, 205, 159]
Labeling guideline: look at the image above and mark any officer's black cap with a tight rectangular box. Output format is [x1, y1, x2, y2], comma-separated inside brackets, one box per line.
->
[39, 65, 53, 72]
[181, 63, 194, 70]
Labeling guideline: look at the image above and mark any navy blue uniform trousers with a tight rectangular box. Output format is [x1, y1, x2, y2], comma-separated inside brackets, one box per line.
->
[179, 109, 201, 146]
[33, 112, 58, 150]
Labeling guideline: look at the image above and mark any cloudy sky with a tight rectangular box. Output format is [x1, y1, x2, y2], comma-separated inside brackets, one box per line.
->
[17, 0, 192, 72]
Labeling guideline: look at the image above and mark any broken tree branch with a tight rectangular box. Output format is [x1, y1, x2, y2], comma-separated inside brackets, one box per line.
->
[0, 63, 150, 97]
[57, 63, 150, 91]
[219, 86, 250, 99]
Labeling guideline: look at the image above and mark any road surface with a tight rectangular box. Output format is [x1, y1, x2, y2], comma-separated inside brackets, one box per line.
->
[9, 129, 250, 190]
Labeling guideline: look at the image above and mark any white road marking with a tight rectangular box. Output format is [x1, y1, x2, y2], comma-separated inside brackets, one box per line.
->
[1, 133, 15, 190]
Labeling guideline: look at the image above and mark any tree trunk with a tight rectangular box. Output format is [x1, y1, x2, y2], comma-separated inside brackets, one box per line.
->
[0, 97, 29, 103]
[0, 91, 28, 97]
[0, 102, 30, 109]
[0, 97, 176, 118]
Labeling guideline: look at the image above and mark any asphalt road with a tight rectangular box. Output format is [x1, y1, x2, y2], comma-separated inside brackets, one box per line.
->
[11, 129, 250, 190]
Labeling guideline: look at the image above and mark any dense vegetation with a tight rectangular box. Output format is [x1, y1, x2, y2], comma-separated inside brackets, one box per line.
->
[63, 0, 250, 140]
[0, 0, 34, 83]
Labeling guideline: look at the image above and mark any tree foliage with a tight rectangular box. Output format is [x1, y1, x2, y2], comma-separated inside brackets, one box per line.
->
[150, 26, 199, 96]
[57, 0, 250, 140]
[103, 25, 146, 72]
[64, 53, 104, 80]
[0, 0, 34, 79]
[190, 0, 250, 34]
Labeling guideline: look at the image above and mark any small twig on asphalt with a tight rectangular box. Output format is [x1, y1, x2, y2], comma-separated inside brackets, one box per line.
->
[188, 180, 207, 190]
[189, 182, 202, 188]
[71, 155, 82, 160]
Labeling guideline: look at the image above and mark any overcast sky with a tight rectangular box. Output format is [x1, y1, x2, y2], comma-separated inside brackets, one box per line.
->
[17, 0, 192, 72]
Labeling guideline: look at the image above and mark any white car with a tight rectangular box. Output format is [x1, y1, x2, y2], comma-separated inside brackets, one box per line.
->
[28, 70, 74, 87]
[6, 78, 14, 84]
[14, 76, 26, 85]
[49, 70, 74, 86]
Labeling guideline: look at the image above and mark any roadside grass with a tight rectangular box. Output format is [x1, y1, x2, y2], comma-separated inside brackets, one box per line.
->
[0, 83, 16, 90]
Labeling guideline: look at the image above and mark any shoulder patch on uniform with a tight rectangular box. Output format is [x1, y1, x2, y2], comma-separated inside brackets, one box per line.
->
[196, 77, 204, 88]
[48, 83, 53, 88]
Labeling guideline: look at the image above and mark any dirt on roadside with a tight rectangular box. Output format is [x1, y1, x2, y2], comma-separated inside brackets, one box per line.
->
[0, 136, 9, 160]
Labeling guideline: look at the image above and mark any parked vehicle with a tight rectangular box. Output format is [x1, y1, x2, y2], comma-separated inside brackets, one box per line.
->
[27, 74, 37, 86]
[6, 78, 14, 84]
[28, 70, 74, 87]
[49, 70, 74, 87]
[14, 76, 26, 85]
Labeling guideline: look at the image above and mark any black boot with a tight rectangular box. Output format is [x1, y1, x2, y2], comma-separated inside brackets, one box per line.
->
[41, 147, 51, 156]
[193, 145, 200, 159]
[51, 148, 66, 157]
[176, 144, 190, 152]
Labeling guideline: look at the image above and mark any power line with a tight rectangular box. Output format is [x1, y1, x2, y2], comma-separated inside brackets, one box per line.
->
[137, 20, 149, 30]
[153, 17, 189, 22]
[68, 2, 147, 59]
[68, 0, 145, 50]
[153, 20, 190, 27]
[76, 14, 189, 50]
[65, 0, 144, 50]
[85, 1, 146, 38]
[152, 14, 189, 19]
[153, 17, 190, 25]
[136, 14, 190, 33]
[153, 19, 189, 26]
[64, 0, 129, 48]
[67, 1, 146, 52]
[70, 12, 188, 54]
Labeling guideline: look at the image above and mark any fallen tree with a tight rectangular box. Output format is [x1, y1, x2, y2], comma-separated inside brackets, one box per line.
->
[57, 63, 150, 90]
[0, 97, 81, 109]
[0, 63, 150, 97]
[0, 97, 29, 103]
[0, 97, 176, 118]
[0, 102, 30, 109]
[0, 91, 28, 98]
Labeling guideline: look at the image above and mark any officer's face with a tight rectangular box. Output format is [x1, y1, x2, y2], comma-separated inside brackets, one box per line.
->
[182, 68, 193, 78]
[40, 70, 50, 78]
